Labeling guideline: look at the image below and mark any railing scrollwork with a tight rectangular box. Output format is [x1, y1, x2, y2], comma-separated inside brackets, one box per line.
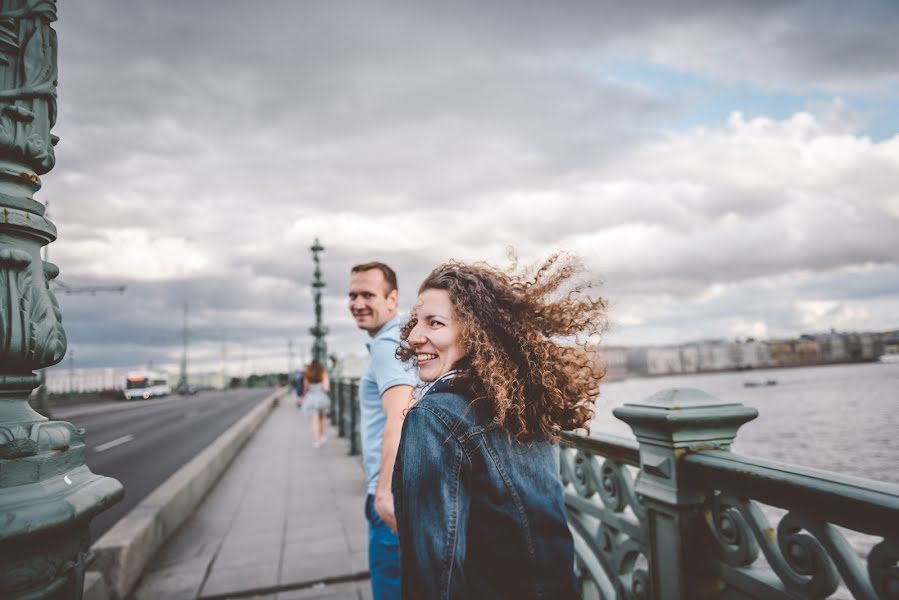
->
[561, 388, 899, 599]
[707, 493, 847, 597]
[868, 539, 899, 599]
[561, 434, 650, 599]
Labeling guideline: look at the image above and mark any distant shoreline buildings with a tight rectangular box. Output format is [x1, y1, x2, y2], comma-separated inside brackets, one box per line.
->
[37, 329, 899, 394]
[599, 329, 899, 380]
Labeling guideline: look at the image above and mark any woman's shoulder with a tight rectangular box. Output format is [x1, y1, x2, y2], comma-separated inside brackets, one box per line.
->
[414, 389, 478, 429]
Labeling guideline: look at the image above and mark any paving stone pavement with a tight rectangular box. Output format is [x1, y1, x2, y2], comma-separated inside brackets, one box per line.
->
[133, 397, 372, 600]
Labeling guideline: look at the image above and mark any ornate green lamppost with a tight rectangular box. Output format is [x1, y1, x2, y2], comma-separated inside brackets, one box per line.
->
[309, 238, 328, 364]
[0, 3, 123, 598]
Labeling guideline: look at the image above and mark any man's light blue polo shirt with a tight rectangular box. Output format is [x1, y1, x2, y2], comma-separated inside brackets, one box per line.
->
[360, 314, 417, 495]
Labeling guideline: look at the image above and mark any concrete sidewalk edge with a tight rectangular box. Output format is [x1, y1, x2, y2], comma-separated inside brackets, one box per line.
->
[199, 570, 371, 600]
[85, 387, 287, 600]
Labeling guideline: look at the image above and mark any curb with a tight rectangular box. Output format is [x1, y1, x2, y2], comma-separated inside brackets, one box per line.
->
[84, 387, 287, 600]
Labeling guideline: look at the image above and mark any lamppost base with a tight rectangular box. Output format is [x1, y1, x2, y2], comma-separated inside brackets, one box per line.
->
[0, 426, 124, 599]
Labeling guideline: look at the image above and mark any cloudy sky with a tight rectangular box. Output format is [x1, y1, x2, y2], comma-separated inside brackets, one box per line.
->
[41, 0, 899, 374]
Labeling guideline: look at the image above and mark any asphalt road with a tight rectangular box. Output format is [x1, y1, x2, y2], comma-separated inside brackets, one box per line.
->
[54, 388, 276, 539]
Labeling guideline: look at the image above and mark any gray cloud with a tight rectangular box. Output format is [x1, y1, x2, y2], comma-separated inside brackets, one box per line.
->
[30, 1, 899, 372]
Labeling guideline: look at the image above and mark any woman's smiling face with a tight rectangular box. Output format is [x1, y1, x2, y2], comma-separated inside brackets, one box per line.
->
[409, 288, 466, 382]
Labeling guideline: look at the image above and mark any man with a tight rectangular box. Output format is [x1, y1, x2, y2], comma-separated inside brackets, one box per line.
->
[348, 262, 416, 600]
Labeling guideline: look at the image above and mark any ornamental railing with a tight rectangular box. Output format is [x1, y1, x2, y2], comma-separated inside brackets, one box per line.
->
[560, 388, 899, 600]
[329, 377, 361, 455]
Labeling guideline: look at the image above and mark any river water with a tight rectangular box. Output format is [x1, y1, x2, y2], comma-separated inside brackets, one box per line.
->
[593, 361, 899, 484]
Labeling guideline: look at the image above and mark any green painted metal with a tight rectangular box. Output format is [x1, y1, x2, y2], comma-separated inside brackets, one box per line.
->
[348, 378, 360, 456]
[0, 3, 123, 598]
[330, 377, 361, 456]
[328, 377, 338, 425]
[336, 380, 347, 438]
[309, 238, 328, 364]
[562, 387, 899, 599]
[612, 389, 758, 599]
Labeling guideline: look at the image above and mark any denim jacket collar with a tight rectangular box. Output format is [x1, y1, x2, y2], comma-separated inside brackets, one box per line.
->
[420, 369, 458, 398]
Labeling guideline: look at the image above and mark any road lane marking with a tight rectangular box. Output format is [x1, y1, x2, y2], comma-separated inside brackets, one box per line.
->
[94, 434, 135, 453]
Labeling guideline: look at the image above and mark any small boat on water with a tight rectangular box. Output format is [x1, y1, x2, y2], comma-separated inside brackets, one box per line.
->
[743, 379, 778, 388]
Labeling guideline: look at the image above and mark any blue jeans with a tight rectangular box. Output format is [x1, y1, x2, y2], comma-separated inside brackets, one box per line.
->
[366, 494, 400, 600]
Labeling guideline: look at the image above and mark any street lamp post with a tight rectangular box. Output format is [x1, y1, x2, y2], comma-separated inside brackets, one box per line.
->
[0, 4, 123, 598]
[176, 301, 189, 392]
[309, 238, 329, 365]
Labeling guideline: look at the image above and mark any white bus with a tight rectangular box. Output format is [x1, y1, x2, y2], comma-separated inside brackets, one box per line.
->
[123, 371, 171, 400]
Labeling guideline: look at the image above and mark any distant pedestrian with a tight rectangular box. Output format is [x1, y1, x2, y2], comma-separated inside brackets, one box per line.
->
[290, 370, 304, 405]
[301, 360, 330, 448]
[348, 262, 417, 600]
[393, 254, 606, 599]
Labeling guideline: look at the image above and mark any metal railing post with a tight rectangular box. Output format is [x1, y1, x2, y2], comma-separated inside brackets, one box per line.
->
[329, 379, 339, 425]
[338, 378, 347, 438]
[341, 382, 351, 441]
[349, 378, 360, 455]
[613, 388, 757, 599]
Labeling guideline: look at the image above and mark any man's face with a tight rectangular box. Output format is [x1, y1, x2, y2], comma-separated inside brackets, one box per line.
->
[349, 269, 398, 335]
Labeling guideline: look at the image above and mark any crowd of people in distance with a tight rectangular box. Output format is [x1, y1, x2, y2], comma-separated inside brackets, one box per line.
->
[292, 254, 606, 600]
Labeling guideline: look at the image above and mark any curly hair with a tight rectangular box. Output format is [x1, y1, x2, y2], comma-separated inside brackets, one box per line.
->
[398, 253, 606, 441]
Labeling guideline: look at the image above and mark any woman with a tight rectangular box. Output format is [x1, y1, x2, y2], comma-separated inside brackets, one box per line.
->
[301, 360, 330, 448]
[393, 254, 606, 600]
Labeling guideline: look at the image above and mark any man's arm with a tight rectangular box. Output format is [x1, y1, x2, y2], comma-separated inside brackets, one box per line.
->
[374, 383, 414, 532]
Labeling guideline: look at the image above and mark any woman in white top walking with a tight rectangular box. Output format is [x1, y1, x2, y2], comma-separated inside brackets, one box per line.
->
[301, 360, 331, 447]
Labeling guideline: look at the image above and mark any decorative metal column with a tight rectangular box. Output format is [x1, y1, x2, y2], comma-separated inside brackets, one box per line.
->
[0, 3, 123, 599]
[309, 238, 328, 365]
[613, 389, 758, 599]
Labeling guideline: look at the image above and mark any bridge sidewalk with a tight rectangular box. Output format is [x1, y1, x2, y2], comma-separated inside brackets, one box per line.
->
[133, 396, 372, 600]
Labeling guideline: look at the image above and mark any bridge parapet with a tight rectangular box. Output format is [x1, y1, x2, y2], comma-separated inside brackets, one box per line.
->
[562, 387, 899, 599]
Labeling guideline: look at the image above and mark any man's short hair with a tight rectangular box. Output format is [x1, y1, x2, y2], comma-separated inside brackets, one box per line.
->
[351, 262, 398, 295]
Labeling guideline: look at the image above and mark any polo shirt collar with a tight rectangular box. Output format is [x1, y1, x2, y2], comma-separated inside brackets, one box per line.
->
[365, 314, 404, 352]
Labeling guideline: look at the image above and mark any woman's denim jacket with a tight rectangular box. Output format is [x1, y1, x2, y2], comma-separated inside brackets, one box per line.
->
[392, 379, 577, 600]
